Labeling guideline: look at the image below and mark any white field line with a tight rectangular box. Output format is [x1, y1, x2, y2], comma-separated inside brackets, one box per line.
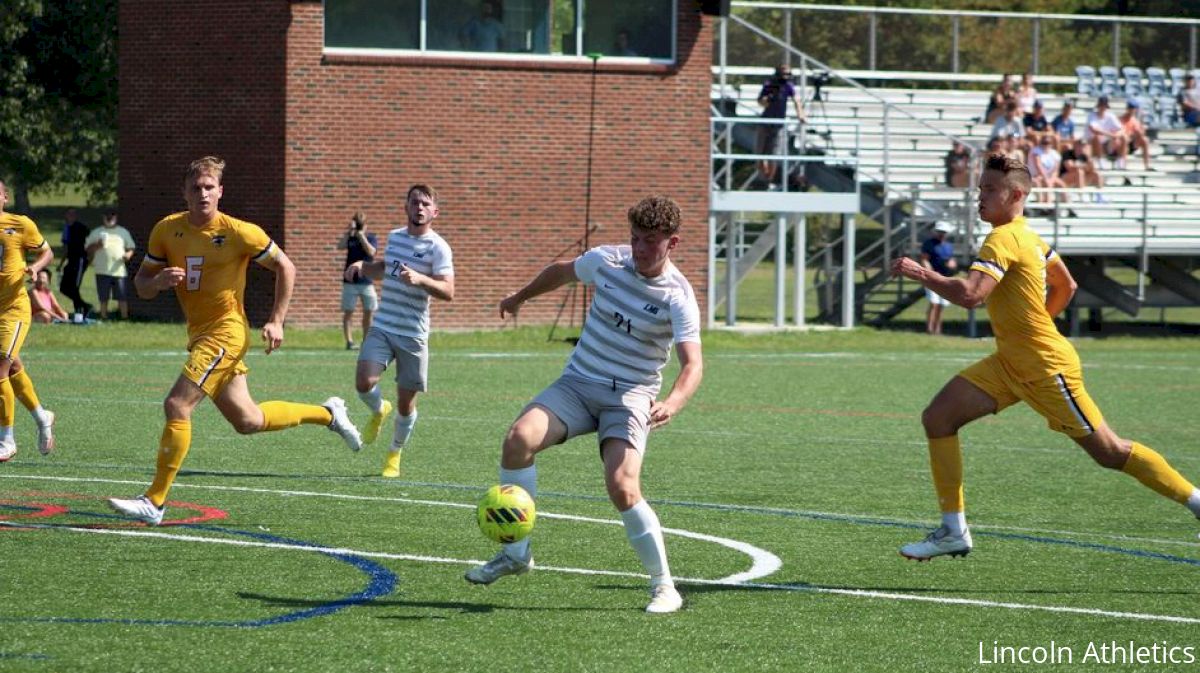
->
[6, 519, 1198, 626]
[5, 472, 1198, 550]
[0, 474, 780, 585]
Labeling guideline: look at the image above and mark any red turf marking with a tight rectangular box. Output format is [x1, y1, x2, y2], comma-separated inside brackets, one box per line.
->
[0, 494, 229, 529]
[0, 500, 70, 520]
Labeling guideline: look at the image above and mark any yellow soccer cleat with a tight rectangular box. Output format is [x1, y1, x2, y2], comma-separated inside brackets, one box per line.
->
[363, 400, 394, 445]
[381, 450, 402, 478]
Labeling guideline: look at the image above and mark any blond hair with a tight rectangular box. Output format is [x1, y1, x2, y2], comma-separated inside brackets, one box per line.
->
[407, 184, 438, 204]
[185, 156, 226, 186]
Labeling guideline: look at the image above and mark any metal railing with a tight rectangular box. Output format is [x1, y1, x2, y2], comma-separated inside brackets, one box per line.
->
[732, 1, 1200, 74]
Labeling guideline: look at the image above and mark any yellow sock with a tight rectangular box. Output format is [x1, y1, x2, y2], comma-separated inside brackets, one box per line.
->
[0, 377, 13, 428]
[928, 435, 964, 513]
[145, 420, 192, 508]
[9, 369, 39, 412]
[1122, 442, 1195, 504]
[258, 401, 333, 432]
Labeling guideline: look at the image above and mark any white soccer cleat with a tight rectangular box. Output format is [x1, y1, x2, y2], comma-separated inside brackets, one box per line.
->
[37, 410, 55, 455]
[900, 525, 973, 561]
[0, 438, 15, 463]
[464, 551, 533, 585]
[324, 397, 362, 452]
[108, 496, 165, 526]
[645, 584, 684, 614]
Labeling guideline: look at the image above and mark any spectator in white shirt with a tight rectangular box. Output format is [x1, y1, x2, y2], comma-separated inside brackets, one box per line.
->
[1085, 96, 1128, 169]
[1028, 135, 1066, 203]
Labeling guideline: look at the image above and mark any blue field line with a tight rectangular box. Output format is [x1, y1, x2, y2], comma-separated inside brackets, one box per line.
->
[0, 506, 397, 628]
[0, 652, 50, 660]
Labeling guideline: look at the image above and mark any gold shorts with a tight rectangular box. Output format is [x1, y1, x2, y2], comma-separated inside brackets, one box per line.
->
[182, 334, 249, 399]
[0, 317, 29, 360]
[960, 353, 1104, 438]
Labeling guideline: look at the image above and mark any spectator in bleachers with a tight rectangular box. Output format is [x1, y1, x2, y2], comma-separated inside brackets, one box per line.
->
[1118, 99, 1154, 171]
[943, 140, 972, 189]
[1085, 96, 1128, 169]
[1002, 133, 1025, 166]
[984, 73, 1015, 124]
[990, 101, 1026, 147]
[1016, 72, 1038, 115]
[1028, 135, 1066, 203]
[1050, 100, 1076, 144]
[755, 64, 804, 190]
[1061, 138, 1105, 200]
[1023, 100, 1053, 148]
[1177, 74, 1200, 127]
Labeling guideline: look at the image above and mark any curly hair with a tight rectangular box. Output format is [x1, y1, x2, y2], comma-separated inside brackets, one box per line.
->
[185, 156, 226, 186]
[984, 152, 1032, 194]
[627, 195, 681, 235]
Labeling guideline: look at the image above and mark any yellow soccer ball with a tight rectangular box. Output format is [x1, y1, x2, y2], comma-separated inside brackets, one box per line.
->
[477, 484, 536, 543]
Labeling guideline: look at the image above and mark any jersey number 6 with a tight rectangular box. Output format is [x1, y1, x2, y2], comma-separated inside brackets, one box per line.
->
[185, 256, 204, 291]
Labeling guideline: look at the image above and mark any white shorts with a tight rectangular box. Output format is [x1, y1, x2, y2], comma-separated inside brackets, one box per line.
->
[926, 287, 950, 307]
[359, 328, 428, 392]
[341, 283, 379, 312]
[527, 374, 654, 454]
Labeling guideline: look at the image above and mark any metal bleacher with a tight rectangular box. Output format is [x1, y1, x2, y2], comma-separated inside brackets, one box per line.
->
[712, 58, 1200, 329]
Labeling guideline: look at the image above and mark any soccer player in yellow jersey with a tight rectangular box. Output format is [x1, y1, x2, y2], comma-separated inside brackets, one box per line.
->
[108, 157, 362, 525]
[0, 179, 56, 461]
[891, 154, 1200, 560]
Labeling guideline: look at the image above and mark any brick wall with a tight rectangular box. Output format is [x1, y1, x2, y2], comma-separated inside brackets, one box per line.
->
[119, 0, 290, 324]
[121, 1, 712, 329]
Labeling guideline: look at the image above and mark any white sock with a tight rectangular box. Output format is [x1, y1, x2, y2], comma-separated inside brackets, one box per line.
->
[622, 500, 673, 587]
[1186, 489, 1200, 518]
[29, 405, 49, 426]
[500, 465, 537, 561]
[0, 426, 12, 442]
[357, 386, 383, 414]
[391, 411, 417, 451]
[942, 511, 968, 536]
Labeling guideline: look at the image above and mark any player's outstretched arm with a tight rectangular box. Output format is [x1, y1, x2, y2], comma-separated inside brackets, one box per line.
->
[649, 341, 703, 430]
[256, 249, 295, 354]
[892, 258, 996, 309]
[398, 265, 454, 301]
[1044, 256, 1078, 317]
[499, 260, 577, 319]
[134, 261, 184, 299]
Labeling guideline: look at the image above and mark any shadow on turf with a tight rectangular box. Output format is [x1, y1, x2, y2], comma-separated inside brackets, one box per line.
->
[237, 592, 624, 616]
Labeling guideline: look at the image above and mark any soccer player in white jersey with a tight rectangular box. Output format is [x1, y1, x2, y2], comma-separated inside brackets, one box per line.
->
[344, 185, 454, 478]
[465, 195, 704, 615]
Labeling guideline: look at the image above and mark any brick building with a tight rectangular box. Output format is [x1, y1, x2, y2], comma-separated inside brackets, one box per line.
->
[118, 1, 713, 328]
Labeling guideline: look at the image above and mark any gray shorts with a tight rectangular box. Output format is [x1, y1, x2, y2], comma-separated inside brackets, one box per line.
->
[359, 328, 428, 391]
[529, 374, 654, 454]
[341, 282, 379, 312]
[96, 275, 127, 302]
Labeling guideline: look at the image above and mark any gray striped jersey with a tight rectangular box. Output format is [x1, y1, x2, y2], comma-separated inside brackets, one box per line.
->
[373, 227, 453, 339]
[563, 245, 700, 396]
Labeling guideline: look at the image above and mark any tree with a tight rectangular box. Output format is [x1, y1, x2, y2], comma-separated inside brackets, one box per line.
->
[0, 0, 116, 210]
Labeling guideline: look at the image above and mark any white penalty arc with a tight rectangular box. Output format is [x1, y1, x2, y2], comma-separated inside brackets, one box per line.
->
[0, 473, 781, 585]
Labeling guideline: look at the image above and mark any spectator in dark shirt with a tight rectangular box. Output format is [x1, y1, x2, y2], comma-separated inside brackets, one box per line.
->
[1023, 100, 1053, 147]
[920, 222, 958, 335]
[338, 211, 379, 350]
[943, 140, 972, 188]
[58, 209, 91, 318]
[755, 64, 805, 189]
[984, 73, 1015, 124]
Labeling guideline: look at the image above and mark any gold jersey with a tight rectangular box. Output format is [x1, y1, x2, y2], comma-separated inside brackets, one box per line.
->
[0, 212, 47, 319]
[969, 217, 1080, 381]
[145, 211, 277, 344]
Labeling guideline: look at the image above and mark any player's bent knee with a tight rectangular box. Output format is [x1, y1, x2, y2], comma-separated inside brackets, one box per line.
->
[605, 481, 642, 511]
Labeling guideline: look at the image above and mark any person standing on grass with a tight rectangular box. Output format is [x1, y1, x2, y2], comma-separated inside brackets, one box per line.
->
[464, 195, 703, 615]
[107, 157, 362, 525]
[920, 222, 957, 335]
[84, 210, 136, 319]
[890, 154, 1200, 561]
[338, 211, 379, 350]
[57, 208, 92, 318]
[0, 179, 57, 460]
[344, 185, 454, 479]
